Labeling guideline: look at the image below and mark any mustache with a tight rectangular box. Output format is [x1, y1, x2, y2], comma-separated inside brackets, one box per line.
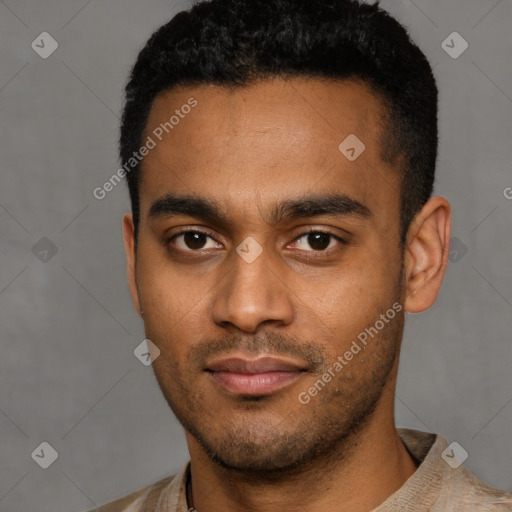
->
[188, 331, 326, 372]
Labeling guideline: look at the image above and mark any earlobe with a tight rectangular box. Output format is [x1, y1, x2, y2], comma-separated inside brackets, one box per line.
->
[403, 197, 451, 313]
[122, 213, 142, 317]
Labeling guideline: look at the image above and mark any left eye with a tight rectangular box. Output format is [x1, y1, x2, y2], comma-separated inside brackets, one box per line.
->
[171, 231, 222, 251]
[291, 232, 345, 252]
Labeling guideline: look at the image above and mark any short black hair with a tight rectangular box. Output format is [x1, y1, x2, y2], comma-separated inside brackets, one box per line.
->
[120, 0, 438, 246]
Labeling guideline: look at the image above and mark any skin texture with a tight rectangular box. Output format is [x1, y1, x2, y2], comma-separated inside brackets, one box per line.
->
[122, 77, 451, 512]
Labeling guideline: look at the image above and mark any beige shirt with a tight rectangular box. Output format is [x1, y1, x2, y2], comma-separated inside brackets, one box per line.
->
[87, 428, 512, 511]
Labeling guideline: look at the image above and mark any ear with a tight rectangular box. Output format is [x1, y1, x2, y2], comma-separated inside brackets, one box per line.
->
[403, 196, 451, 313]
[122, 212, 142, 317]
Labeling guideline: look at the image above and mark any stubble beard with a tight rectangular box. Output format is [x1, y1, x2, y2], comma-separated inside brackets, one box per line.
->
[151, 304, 404, 481]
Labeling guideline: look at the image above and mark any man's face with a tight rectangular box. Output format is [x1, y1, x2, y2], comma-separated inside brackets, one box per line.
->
[129, 78, 407, 474]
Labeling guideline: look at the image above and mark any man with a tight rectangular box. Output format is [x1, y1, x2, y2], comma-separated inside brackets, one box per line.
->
[89, 0, 512, 510]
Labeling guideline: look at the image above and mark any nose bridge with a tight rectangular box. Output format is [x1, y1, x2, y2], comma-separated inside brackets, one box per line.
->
[212, 242, 293, 332]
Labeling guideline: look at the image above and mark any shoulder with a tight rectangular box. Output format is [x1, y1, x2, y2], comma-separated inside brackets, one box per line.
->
[440, 465, 512, 511]
[396, 428, 512, 511]
[85, 474, 176, 512]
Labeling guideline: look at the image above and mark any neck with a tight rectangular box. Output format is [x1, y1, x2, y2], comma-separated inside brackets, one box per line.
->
[185, 401, 417, 512]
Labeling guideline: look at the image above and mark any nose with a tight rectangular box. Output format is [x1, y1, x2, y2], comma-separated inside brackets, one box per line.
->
[211, 243, 294, 333]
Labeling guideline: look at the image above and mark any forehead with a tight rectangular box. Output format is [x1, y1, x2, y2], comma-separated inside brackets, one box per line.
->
[139, 78, 400, 225]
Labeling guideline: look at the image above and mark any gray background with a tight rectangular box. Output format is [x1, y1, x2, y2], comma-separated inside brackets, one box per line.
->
[0, 0, 511, 510]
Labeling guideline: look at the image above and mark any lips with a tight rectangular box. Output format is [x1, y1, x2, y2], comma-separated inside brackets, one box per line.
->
[207, 356, 306, 374]
[206, 355, 307, 395]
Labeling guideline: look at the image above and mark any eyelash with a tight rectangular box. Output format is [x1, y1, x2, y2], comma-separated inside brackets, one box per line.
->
[166, 228, 347, 256]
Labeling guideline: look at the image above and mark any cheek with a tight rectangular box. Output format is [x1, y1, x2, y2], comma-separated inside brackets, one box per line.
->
[294, 246, 400, 346]
[136, 246, 195, 316]
[136, 252, 213, 355]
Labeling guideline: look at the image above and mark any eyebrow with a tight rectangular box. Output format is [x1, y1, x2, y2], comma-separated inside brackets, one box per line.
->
[148, 192, 371, 226]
